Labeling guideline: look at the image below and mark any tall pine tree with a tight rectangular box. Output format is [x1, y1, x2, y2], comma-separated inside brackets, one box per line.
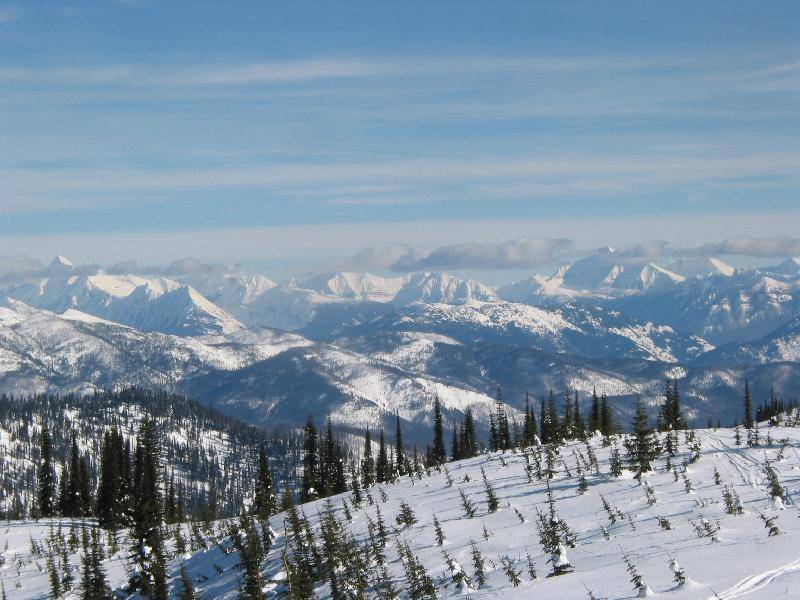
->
[361, 429, 375, 487]
[129, 416, 168, 599]
[37, 424, 56, 518]
[395, 413, 406, 476]
[431, 396, 446, 465]
[589, 388, 601, 433]
[743, 379, 754, 429]
[624, 396, 661, 479]
[253, 445, 274, 520]
[300, 416, 319, 503]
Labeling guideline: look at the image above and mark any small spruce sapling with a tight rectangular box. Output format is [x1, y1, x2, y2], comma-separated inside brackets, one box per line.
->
[621, 547, 647, 597]
[668, 555, 686, 587]
[470, 541, 487, 588]
[481, 467, 500, 513]
[432, 515, 446, 546]
[394, 501, 417, 528]
[525, 551, 537, 580]
[501, 556, 522, 587]
[459, 488, 477, 518]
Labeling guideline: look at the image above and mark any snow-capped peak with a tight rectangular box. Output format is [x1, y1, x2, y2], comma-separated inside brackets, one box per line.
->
[48, 255, 74, 270]
[766, 257, 800, 276]
[664, 256, 734, 278]
[393, 272, 497, 306]
[293, 272, 406, 302]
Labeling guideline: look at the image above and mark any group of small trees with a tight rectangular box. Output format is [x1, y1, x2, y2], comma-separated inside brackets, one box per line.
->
[300, 415, 347, 503]
[37, 430, 93, 520]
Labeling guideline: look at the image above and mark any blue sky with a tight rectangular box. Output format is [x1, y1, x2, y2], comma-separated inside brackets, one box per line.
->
[1, 1, 799, 276]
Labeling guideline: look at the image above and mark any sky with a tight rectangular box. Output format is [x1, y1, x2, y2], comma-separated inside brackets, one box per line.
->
[1, 1, 799, 280]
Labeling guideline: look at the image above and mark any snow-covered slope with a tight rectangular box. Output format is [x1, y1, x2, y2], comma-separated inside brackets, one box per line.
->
[560, 248, 686, 294]
[696, 316, 800, 365]
[294, 271, 406, 302]
[7, 422, 800, 598]
[765, 257, 800, 277]
[0, 301, 501, 438]
[616, 269, 800, 345]
[5, 272, 244, 336]
[665, 256, 735, 278]
[339, 300, 713, 363]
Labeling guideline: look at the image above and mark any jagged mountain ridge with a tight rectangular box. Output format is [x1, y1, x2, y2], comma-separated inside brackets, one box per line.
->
[5, 271, 244, 336]
[0, 299, 502, 440]
[0, 253, 798, 433]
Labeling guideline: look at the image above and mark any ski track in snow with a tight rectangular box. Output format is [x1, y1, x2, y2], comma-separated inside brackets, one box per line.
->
[709, 557, 800, 599]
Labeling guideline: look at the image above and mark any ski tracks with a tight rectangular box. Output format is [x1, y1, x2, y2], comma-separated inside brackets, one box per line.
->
[708, 557, 800, 598]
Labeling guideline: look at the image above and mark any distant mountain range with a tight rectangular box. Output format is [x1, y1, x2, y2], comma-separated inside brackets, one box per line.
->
[0, 249, 798, 435]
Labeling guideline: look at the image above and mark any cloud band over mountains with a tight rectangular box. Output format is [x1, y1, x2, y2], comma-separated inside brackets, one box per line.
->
[344, 235, 800, 273]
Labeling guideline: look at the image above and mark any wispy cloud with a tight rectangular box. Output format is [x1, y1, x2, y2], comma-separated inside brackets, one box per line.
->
[0, 53, 763, 87]
[391, 238, 574, 272]
[689, 235, 800, 258]
[3, 152, 798, 208]
[608, 236, 800, 259]
[0, 8, 18, 24]
[341, 234, 800, 274]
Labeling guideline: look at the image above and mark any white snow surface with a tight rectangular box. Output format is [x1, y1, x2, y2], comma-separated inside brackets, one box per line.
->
[6, 424, 800, 598]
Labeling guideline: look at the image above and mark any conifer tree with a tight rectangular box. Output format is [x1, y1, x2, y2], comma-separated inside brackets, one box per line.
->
[78, 457, 93, 517]
[501, 556, 522, 587]
[433, 515, 446, 546]
[239, 516, 266, 600]
[610, 443, 623, 477]
[253, 445, 274, 520]
[589, 388, 601, 433]
[47, 553, 61, 598]
[300, 416, 319, 503]
[621, 548, 647, 597]
[481, 467, 499, 513]
[764, 461, 786, 502]
[62, 433, 82, 517]
[451, 427, 461, 461]
[395, 413, 406, 476]
[164, 473, 177, 525]
[659, 379, 674, 431]
[470, 541, 486, 588]
[179, 564, 196, 600]
[462, 407, 477, 458]
[321, 415, 337, 496]
[495, 387, 511, 450]
[600, 393, 613, 438]
[671, 380, 683, 430]
[361, 429, 375, 487]
[394, 501, 417, 528]
[546, 390, 560, 443]
[81, 527, 108, 600]
[129, 416, 168, 600]
[522, 392, 538, 447]
[539, 396, 550, 444]
[743, 379, 754, 430]
[669, 556, 686, 587]
[37, 423, 56, 518]
[624, 396, 660, 479]
[489, 413, 499, 452]
[459, 488, 477, 518]
[572, 391, 585, 440]
[376, 429, 389, 483]
[562, 392, 574, 439]
[431, 396, 446, 465]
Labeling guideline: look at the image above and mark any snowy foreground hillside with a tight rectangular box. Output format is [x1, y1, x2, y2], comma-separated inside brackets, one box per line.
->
[5, 422, 800, 598]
